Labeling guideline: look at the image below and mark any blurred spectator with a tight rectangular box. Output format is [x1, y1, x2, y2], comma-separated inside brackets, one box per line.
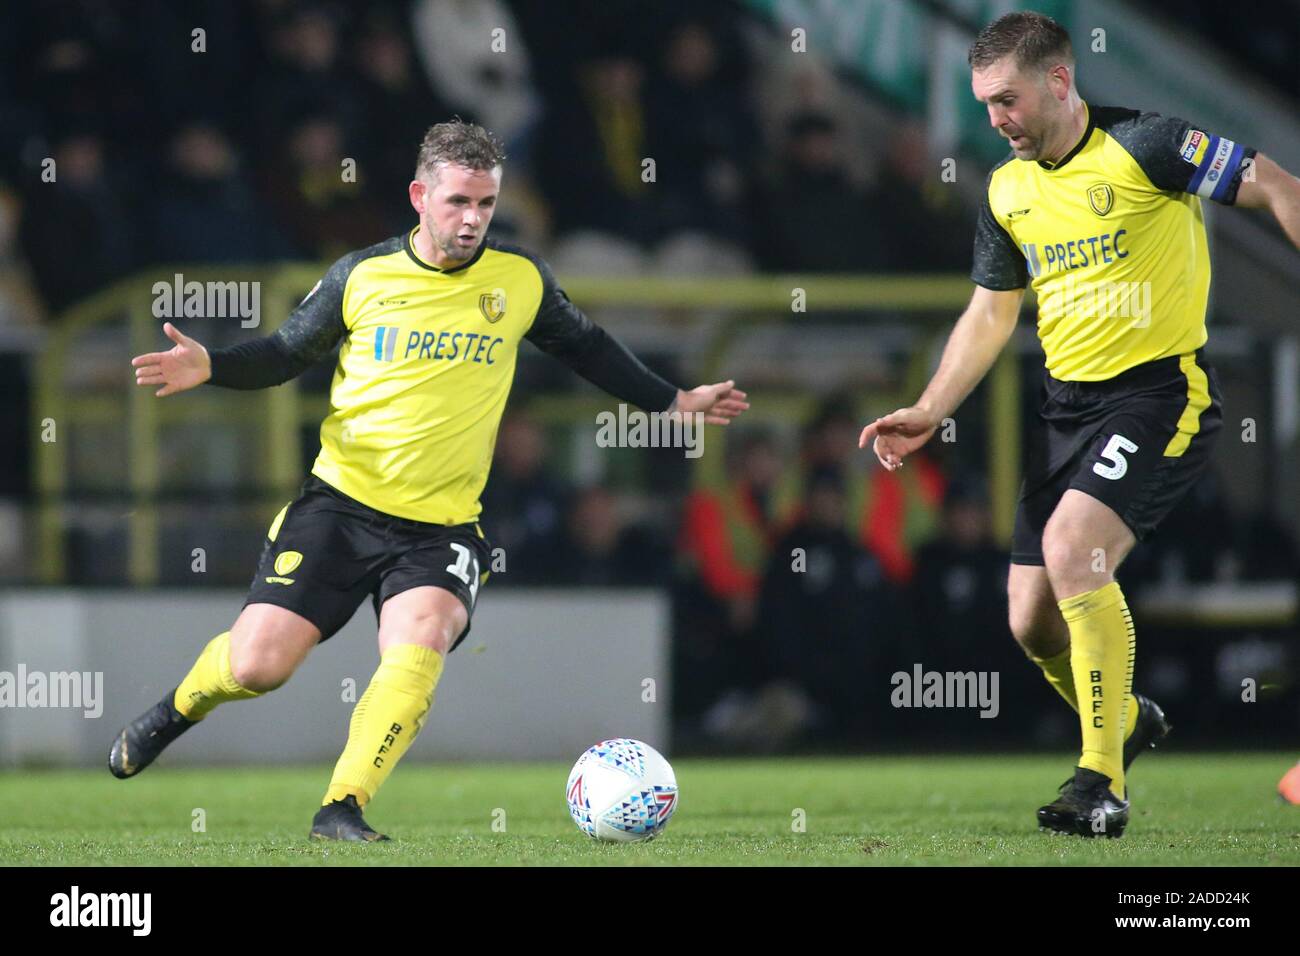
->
[750, 112, 892, 272]
[549, 486, 672, 587]
[751, 465, 897, 745]
[673, 429, 784, 728]
[679, 428, 784, 628]
[260, 114, 390, 259]
[777, 395, 946, 584]
[133, 0, 260, 144]
[254, 5, 367, 151]
[908, 476, 1009, 668]
[479, 413, 572, 586]
[643, 18, 759, 245]
[9, 4, 147, 157]
[872, 121, 977, 272]
[149, 123, 292, 264]
[19, 132, 137, 312]
[903, 475, 1051, 744]
[354, 14, 455, 232]
[533, 53, 660, 243]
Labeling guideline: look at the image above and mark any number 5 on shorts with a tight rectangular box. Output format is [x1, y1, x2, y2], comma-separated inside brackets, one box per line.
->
[446, 542, 481, 602]
[1093, 433, 1139, 480]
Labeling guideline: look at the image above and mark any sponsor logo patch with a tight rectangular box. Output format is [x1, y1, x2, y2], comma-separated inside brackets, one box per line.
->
[374, 326, 400, 361]
[1180, 129, 1208, 165]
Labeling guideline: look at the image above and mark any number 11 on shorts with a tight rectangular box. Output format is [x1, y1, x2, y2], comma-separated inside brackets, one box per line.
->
[446, 542, 480, 602]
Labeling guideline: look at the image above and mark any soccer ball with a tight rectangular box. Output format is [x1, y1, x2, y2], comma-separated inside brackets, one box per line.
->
[565, 738, 678, 842]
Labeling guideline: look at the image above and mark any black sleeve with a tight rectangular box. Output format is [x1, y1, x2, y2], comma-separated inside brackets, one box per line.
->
[206, 253, 355, 389]
[970, 166, 1028, 291]
[1100, 107, 1257, 205]
[523, 257, 679, 412]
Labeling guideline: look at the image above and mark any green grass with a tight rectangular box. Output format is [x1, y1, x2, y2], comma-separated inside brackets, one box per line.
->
[2, 754, 1297, 865]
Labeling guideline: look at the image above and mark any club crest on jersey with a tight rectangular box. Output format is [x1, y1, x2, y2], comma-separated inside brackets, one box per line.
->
[1087, 182, 1114, 217]
[267, 550, 302, 585]
[274, 550, 302, 575]
[479, 290, 507, 323]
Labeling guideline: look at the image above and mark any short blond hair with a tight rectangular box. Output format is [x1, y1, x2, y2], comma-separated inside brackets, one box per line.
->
[415, 119, 506, 181]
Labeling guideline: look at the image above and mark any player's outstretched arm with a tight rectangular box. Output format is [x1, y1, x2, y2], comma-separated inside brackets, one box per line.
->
[1235, 153, 1300, 251]
[859, 284, 1023, 471]
[521, 256, 749, 420]
[132, 322, 211, 397]
[132, 254, 354, 396]
[668, 380, 750, 426]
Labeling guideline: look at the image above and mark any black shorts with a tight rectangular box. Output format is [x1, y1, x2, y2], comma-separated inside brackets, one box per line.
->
[244, 474, 492, 649]
[1011, 349, 1223, 566]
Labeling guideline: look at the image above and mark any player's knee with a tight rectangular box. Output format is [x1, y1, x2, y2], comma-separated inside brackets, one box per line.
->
[229, 639, 298, 692]
[405, 612, 460, 655]
[1042, 510, 1118, 587]
[1041, 526, 1092, 590]
[381, 604, 461, 656]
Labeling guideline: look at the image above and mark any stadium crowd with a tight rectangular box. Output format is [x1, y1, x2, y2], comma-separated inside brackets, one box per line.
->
[0, 0, 974, 321]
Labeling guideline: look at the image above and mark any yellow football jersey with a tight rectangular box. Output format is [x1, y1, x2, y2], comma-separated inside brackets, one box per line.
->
[972, 103, 1255, 381]
[310, 231, 544, 523]
[207, 228, 678, 524]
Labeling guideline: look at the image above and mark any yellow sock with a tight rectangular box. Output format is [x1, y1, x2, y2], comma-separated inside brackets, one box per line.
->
[1058, 582, 1135, 798]
[323, 644, 444, 807]
[1029, 646, 1078, 710]
[174, 631, 261, 720]
[1030, 645, 1139, 742]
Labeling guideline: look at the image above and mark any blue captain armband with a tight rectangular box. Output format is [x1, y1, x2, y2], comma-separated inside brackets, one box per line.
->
[1182, 130, 1254, 204]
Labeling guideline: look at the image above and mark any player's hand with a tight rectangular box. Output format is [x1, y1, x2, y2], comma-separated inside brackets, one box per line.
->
[672, 380, 750, 426]
[858, 406, 939, 471]
[131, 322, 212, 397]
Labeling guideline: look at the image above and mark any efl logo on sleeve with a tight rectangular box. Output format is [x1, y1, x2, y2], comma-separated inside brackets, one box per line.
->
[1179, 129, 1208, 165]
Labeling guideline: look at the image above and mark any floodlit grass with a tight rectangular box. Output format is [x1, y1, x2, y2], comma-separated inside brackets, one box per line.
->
[3, 754, 1297, 865]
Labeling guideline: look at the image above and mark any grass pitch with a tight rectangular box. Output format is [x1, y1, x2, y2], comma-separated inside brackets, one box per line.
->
[3, 754, 1297, 866]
